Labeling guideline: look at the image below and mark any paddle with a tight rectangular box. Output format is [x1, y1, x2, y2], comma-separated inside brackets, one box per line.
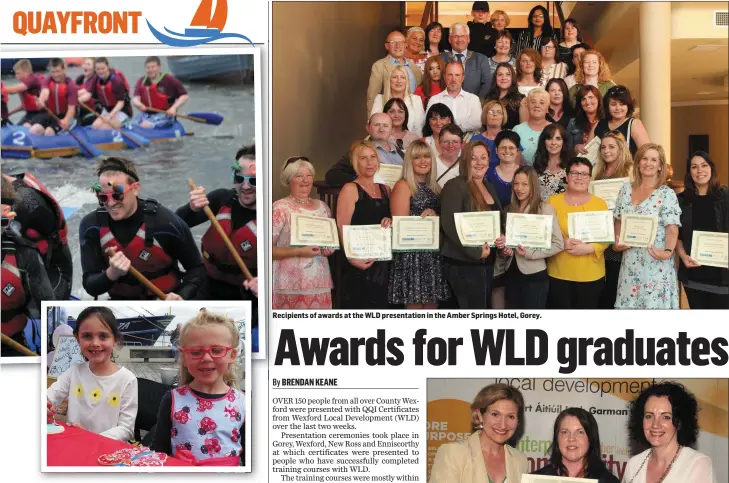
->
[78, 102, 150, 149]
[146, 107, 223, 125]
[41, 106, 101, 158]
[187, 178, 254, 281]
[105, 247, 167, 300]
[1, 333, 38, 357]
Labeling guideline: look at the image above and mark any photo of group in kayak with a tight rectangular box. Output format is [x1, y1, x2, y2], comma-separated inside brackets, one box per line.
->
[0, 50, 262, 360]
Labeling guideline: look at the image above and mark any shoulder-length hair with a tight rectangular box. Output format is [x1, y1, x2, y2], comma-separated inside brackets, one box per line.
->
[423, 103, 455, 137]
[485, 63, 523, 111]
[627, 381, 699, 453]
[402, 140, 441, 197]
[383, 97, 410, 132]
[480, 99, 508, 128]
[349, 140, 379, 176]
[575, 50, 612, 84]
[683, 150, 722, 200]
[527, 5, 555, 37]
[509, 166, 542, 215]
[603, 85, 636, 120]
[459, 140, 492, 212]
[471, 383, 525, 440]
[424, 21, 445, 52]
[593, 131, 633, 180]
[561, 18, 583, 43]
[516, 48, 543, 83]
[545, 78, 573, 119]
[547, 408, 610, 478]
[632, 143, 668, 189]
[421, 55, 446, 98]
[567, 42, 591, 75]
[384, 65, 412, 100]
[533, 124, 569, 175]
[491, 10, 510, 27]
[574, 84, 604, 134]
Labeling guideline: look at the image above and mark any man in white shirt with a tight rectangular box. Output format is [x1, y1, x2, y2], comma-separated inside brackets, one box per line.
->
[439, 23, 492, 100]
[426, 62, 483, 133]
[366, 31, 423, 115]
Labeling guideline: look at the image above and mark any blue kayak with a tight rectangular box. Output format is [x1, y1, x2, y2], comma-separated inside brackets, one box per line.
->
[1, 121, 189, 159]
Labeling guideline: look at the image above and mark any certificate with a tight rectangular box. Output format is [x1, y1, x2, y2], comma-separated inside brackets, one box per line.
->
[392, 216, 439, 252]
[568, 211, 615, 243]
[505, 213, 553, 249]
[691, 231, 729, 269]
[374, 164, 403, 189]
[342, 224, 392, 260]
[618, 214, 658, 247]
[289, 213, 340, 249]
[583, 135, 601, 166]
[522, 476, 597, 483]
[454, 211, 500, 247]
[589, 177, 630, 210]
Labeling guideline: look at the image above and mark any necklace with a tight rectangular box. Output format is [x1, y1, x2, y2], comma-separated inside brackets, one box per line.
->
[626, 446, 682, 483]
[289, 195, 312, 205]
[356, 181, 379, 198]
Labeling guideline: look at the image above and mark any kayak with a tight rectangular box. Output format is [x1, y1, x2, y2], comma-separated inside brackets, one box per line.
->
[0, 121, 190, 159]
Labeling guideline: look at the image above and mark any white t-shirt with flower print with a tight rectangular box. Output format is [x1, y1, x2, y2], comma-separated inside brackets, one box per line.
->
[48, 362, 138, 441]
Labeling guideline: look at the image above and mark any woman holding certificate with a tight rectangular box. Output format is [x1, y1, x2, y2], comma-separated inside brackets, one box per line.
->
[612, 144, 681, 309]
[676, 151, 729, 309]
[430, 383, 529, 483]
[497, 166, 564, 309]
[546, 157, 610, 309]
[272, 157, 335, 309]
[388, 140, 450, 308]
[336, 140, 393, 309]
[440, 140, 504, 309]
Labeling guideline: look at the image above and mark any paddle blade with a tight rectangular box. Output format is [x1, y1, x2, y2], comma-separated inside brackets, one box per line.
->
[186, 112, 224, 125]
[70, 127, 102, 158]
[120, 129, 151, 148]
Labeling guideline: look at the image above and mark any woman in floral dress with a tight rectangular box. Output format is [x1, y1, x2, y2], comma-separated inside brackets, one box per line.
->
[613, 144, 681, 309]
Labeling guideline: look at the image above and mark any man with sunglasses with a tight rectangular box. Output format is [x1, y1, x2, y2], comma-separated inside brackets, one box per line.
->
[176, 145, 258, 301]
[79, 157, 207, 300]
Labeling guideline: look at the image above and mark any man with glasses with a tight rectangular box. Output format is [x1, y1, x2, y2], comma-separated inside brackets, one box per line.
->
[367, 30, 423, 115]
[467, 2, 497, 57]
[177, 145, 258, 301]
[426, 62, 482, 132]
[439, 23, 492, 101]
[80, 157, 206, 300]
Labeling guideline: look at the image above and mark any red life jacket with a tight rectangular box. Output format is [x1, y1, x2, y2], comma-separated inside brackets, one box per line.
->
[97, 200, 181, 300]
[1, 239, 29, 337]
[140, 73, 171, 110]
[201, 201, 257, 286]
[20, 73, 45, 112]
[47, 77, 69, 115]
[18, 173, 69, 258]
[95, 71, 129, 109]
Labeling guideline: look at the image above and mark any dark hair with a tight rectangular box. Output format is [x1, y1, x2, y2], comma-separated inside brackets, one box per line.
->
[95, 57, 110, 66]
[683, 150, 722, 200]
[97, 157, 140, 183]
[566, 156, 593, 175]
[574, 85, 603, 134]
[423, 103, 455, 137]
[627, 381, 700, 453]
[493, 29, 513, 48]
[527, 5, 554, 37]
[603, 85, 635, 120]
[74, 306, 122, 343]
[485, 63, 523, 111]
[495, 129, 521, 149]
[145, 56, 161, 66]
[424, 22, 447, 52]
[568, 42, 591, 75]
[383, 97, 410, 130]
[49, 58, 65, 69]
[545, 78, 573, 119]
[236, 145, 255, 160]
[560, 18, 583, 43]
[533, 124, 569, 174]
[546, 407, 609, 477]
[440, 123, 464, 141]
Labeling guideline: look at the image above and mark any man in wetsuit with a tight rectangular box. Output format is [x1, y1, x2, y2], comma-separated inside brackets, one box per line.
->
[36, 58, 78, 136]
[1, 172, 73, 300]
[4, 58, 52, 134]
[132, 56, 189, 129]
[85, 57, 133, 130]
[79, 157, 206, 300]
[1, 178, 56, 357]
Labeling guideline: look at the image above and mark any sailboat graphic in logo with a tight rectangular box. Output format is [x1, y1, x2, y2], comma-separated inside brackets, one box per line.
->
[147, 0, 253, 47]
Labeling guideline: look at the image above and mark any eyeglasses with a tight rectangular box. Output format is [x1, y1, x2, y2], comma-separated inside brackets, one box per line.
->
[542, 45, 555, 50]
[451, 35, 468, 40]
[180, 345, 233, 360]
[487, 110, 504, 116]
[388, 41, 406, 47]
[233, 173, 257, 186]
[532, 14, 545, 18]
[568, 171, 590, 179]
[95, 182, 138, 205]
[441, 140, 461, 146]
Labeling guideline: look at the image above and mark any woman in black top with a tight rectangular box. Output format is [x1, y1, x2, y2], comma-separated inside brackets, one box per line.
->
[594, 85, 650, 158]
[514, 5, 557, 55]
[533, 407, 619, 483]
[484, 63, 525, 130]
[545, 78, 573, 129]
[676, 151, 729, 309]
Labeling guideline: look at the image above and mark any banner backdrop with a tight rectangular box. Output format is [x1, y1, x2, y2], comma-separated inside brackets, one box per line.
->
[427, 378, 728, 482]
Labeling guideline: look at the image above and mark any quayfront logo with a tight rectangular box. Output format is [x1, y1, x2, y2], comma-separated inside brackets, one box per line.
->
[146, 0, 253, 47]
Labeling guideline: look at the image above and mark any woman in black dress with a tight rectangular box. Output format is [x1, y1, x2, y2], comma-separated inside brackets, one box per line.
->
[484, 63, 525, 130]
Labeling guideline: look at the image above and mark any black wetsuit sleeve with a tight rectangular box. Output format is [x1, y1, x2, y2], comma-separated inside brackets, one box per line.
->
[13, 185, 57, 239]
[175, 188, 232, 228]
[324, 152, 356, 188]
[150, 391, 173, 456]
[17, 243, 56, 317]
[79, 211, 115, 297]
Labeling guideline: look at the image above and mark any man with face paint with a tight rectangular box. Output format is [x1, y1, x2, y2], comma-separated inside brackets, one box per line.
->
[176, 145, 258, 301]
[79, 157, 206, 300]
[1, 177, 56, 357]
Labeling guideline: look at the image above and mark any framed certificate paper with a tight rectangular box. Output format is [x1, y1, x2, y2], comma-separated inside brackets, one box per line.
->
[392, 216, 439, 252]
[454, 211, 500, 247]
[583, 136, 601, 166]
[618, 214, 658, 248]
[568, 211, 615, 243]
[522, 476, 598, 483]
[374, 164, 403, 189]
[505, 213, 553, 249]
[588, 177, 629, 210]
[691, 231, 729, 269]
[289, 213, 340, 249]
[342, 224, 392, 260]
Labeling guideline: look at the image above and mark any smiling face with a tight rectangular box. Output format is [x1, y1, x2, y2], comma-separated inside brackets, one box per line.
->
[98, 172, 140, 221]
[690, 155, 712, 188]
[497, 139, 518, 164]
[643, 396, 678, 449]
[519, 54, 536, 75]
[531, 9, 545, 28]
[367, 113, 393, 142]
[546, 130, 563, 156]
[355, 146, 380, 178]
[50, 64, 66, 83]
[496, 66, 513, 90]
[449, 26, 469, 52]
[563, 22, 578, 42]
[428, 26, 442, 46]
[181, 325, 237, 387]
[492, 13, 507, 31]
[609, 99, 628, 121]
[390, 69, 408, 95]
[481, 399, 519, 445]
[600, 137, 620, 164]
[428, 114, 450, 136]
[76, 315, 118, 365]
[412, 152, 433, 177]
[567, 162, 591, 192]
[582, 53, 600, 77]
[387, 104, 406, 129]
[580, 92, 599, 115]
[558, 415, 590, 464]
[428, 61, 442, 81]
[513, 172, 531, 201]
[471, 145, 490, 179]
[385, 32, 407, 59]
[145, 60, 161, 79]
[289, 166, 313, 199]
[407, 31, 425, 55]
[94, 61, 110, 80]
[548, 82, 564, 106]
[235, 156, 256, 208]
[495, 36, 511, 56]
[82, 58, 95, 76]
[438, 131, 461, 160]
[445, 62, 464, 92]
[639, 148, 662, 179]
[528, 93, 549, 120]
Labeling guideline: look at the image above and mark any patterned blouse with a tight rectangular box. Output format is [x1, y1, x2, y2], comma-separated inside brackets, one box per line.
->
[539, 168, 567, 201]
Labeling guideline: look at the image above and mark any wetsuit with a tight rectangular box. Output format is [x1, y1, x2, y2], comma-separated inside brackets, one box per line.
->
[79, 197, 207, 300]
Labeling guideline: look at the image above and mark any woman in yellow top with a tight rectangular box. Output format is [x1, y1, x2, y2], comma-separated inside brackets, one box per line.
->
[430, 383, 529, 483]
[546, 157, 610, 308]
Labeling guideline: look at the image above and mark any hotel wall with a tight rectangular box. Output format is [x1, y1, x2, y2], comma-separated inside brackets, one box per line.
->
[670, 103, 729, 185]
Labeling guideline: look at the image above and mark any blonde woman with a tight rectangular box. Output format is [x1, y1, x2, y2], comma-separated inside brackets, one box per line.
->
[430, 383, 529, 483]
[613, 144, 681, 309]
[370, 65, 426, 136]
[568, 50, 616, 105]
[404, 27, 428, 73]
[272, 157, 334, 309]
[513, 87, 552, 165]
[388, 141, 450, 308]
